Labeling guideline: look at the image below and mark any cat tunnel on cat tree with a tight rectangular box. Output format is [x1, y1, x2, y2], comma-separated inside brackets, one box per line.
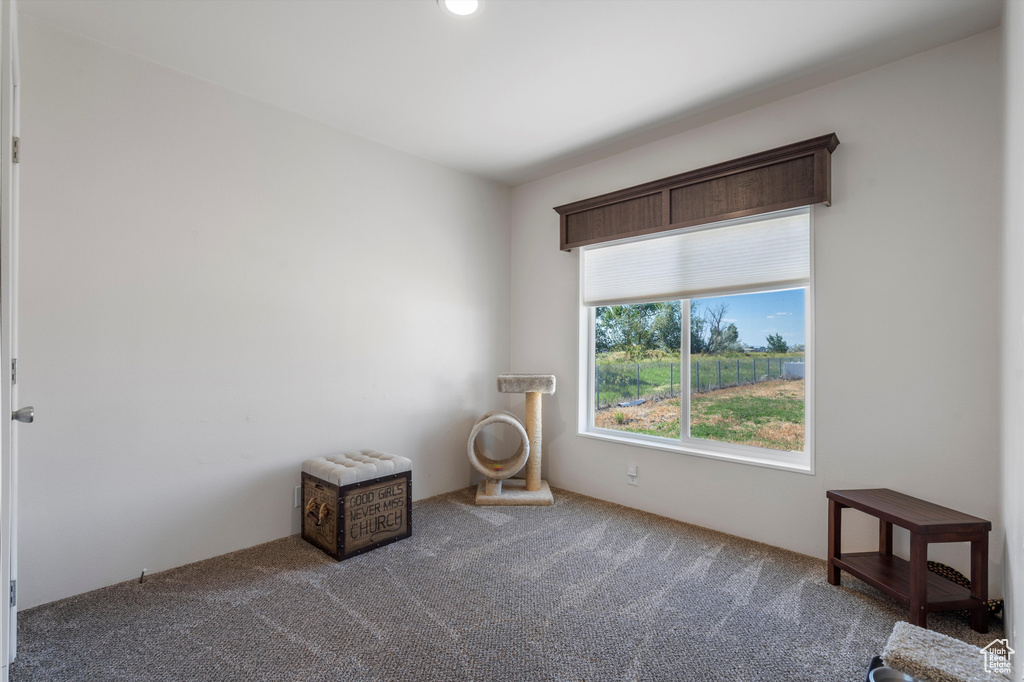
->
[466, 374, 555, 506]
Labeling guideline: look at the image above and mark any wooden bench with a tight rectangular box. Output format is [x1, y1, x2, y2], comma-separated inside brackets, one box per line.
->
[827, 488, 990, 633]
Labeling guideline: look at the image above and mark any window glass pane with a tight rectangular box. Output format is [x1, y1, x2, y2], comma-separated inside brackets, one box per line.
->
[689, 289, 805, 452]
[593, 302, 682, 438]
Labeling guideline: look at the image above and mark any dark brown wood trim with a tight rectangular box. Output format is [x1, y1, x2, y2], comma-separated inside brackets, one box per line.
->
[554, 133, 839, 251]
[562, 198, 817, 251]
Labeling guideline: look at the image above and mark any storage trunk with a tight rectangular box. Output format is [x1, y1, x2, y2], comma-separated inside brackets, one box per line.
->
[301, 451, 412, 561]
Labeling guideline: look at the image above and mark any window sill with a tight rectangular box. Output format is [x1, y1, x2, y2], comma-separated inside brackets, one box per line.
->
[577, 427, 813, 475]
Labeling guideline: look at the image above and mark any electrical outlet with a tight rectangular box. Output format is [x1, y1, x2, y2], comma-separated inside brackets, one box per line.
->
[294, 485, 302, 508]
[627, 464, 638, 486]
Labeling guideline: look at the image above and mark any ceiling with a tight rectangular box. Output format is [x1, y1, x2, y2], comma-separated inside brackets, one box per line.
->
[19, 0, 1003, 186]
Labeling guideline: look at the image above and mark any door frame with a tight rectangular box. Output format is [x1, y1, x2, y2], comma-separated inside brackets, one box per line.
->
[0, 0, 19, 675]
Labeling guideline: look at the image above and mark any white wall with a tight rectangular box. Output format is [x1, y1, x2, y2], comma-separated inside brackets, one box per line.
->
[16, 17, 511, 609]
[1003, 1, 1023, 672]
[511, 31, 1004, 590]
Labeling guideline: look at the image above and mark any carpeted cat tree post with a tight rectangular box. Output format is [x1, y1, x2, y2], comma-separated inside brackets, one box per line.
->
[467, 374, 555, 506]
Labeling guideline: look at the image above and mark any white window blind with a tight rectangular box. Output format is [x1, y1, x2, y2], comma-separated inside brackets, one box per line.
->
[581, 209, 810, 307]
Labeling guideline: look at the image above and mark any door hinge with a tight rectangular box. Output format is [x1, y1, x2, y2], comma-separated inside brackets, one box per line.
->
[11, 358, 16, 385]
[9, 580, 15, 608]
[11, 136, 18, 164]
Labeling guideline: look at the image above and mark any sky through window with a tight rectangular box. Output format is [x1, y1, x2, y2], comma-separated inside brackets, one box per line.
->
[695, 288, 805, 349]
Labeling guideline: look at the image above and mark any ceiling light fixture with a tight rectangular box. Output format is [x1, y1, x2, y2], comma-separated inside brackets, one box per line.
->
[438, 0, 480, 17]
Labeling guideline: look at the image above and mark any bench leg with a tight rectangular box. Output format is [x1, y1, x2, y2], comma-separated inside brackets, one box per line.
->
[828, 499, 842, 585]
[909, 534, 928, 628]
[971, 534, 989, 633]
[879, 520, 892, 556]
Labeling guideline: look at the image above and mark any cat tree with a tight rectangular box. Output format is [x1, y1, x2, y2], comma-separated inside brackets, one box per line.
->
[466, 374, 555, 506]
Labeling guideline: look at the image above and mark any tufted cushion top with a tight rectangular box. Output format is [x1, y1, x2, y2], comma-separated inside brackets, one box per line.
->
[303, 450, 412, 487]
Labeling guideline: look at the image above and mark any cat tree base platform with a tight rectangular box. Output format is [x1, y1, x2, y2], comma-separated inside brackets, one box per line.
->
[475, 478, 553, 506]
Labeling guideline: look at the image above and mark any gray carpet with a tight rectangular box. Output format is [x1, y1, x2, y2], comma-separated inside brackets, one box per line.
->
[10, 487, 1003, 681]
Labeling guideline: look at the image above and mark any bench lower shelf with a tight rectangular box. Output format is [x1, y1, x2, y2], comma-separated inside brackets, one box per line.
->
[833, 552, 979, 612]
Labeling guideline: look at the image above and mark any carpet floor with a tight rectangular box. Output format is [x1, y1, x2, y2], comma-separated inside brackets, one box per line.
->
[10, 487, 1003, 681]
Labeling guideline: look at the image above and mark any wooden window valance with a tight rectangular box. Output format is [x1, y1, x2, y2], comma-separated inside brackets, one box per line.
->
[553, 133, 839, 251]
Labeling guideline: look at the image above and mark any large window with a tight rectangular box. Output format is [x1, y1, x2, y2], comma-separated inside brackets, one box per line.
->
[579, 209, 812, 472]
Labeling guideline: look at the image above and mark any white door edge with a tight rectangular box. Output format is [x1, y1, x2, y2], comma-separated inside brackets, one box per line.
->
[0, 0, 20, 675]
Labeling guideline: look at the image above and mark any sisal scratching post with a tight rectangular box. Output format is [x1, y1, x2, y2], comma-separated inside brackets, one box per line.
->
[525, 391, 542, 492]
[467, 374, 555, 506]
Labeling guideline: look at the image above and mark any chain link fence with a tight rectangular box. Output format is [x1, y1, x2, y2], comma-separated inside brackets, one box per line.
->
[595, 357, 804, 410]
